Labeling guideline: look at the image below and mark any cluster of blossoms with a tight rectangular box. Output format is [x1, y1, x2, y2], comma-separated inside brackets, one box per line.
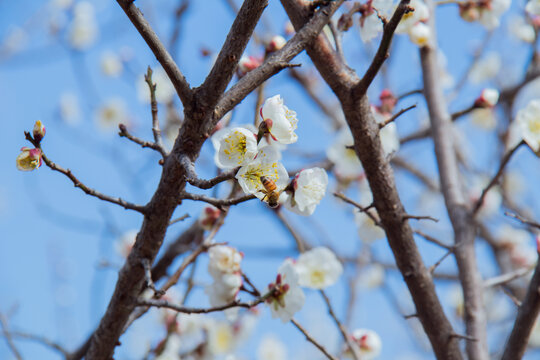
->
[205, 245, 244, 314]
[327, 89, 400, 182]
[355, 0, 431, 47]
[237, 35, 286, 77]
[212, 95, 329, 215]
[16, 120, 45, 172]
[458, 0, 511, 29]
[508, 99, 540, 155]
[265, 247, 343, 322]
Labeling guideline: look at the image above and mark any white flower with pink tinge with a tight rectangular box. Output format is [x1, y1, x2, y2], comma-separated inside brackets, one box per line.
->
[513, 99, 540, 153]
[346, 329, 382, 359]
[260, 95, 299, 145]
[205, 272, 243, 307]
[266, 260, 305, 323]
[281, 167, 328, 216]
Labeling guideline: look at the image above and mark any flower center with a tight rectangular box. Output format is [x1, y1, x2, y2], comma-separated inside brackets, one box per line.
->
[222, 131, 247, 160]
[310, 270, 325, 286]
[529, 116, 540, 134]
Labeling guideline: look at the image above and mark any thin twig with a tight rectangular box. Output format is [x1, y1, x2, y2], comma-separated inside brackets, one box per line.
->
[0, 314, 23, 360]
[25, 132, 146, 213]
[379, 104, 417, 129]
[333, 192, 381, 226]
[428, 249, 454, 274]
[180, 156, 239, 189]
[144, 66, 164, 149]
[413, 229, 453, 250]
[504, 211, 540, 230]
[403, 214, 439, 223]
[168, 213, 190, 226]
[483, 267, 534, 288]
[116, 0, 193, 105]
[136, 296, 267, 314]
[118, 124, 167, 158]
[291, 319, 338, 360]
[179, 192, 255, 208]
[320, 290, 361, 360]
[473, 141, 523, 215]
[1, 329, 70, 358]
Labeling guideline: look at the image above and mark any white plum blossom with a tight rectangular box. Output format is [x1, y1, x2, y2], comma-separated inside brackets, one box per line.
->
[257, 336, 288, 360]
[260, 95, 298, 144]
[396, 0, 429, 34]
[206, 320, 236, 355]
[327, 127, 363, 179]
[100, 51, 123, 77]
[267, 260, 305, 323]
[295, 247, 343, 289]
[508, 16, 536, 43]
[208, 245, 243, 279]
[373, 110, 400, 156]
[408, 22, 431, 47]
[114, 229, 138, 258]
[215, 127, 258, 168]
[267, 35, 286, 52]
[205, 272, 243, 307]
[527, 0, 540, 15]
[59, 92, 81, 125]
[235, 146, 289, 201]
[67, 1, 98, 50]
[95, 98, 129, 131]
[469, 52, 501, 84]
[475, 88, 499, 108]
[154, 334, 182, 360]
[513, 99, 540, 152]
[357, 264, 385, 288]
[282, 168, 328, 216]
[477, 0, 511, 29]
[348, 329, 382, 360]
[354, 208, 385, 243]
[359, 12, 383, 43]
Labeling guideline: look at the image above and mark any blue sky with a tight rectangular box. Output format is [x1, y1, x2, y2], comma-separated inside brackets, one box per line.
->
[2, 0, 540, 359]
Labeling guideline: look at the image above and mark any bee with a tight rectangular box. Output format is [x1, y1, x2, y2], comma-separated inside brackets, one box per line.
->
[260, 176, 281, 208]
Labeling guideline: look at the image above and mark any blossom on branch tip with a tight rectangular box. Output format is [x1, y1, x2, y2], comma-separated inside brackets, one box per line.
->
[215, 127, 258, 169]
[266, 260, 305, 323]
[408, 22, 431, 47]
[396, 0, 429, 34]
[260, 95, 298, 144]
[475, 88, 499, 108]
[513, 99, 540, 153]
[16, 147, 42, 171]
[235, 146, 289, 202]
[33, 120, 46, 143]
[281, 167, 328, 216]
[347, 329, 382, 360]
[266, 35, 286, 52]
[295, 247, 343, 289]
[526, 0, 540, 15]
[238, 55, 263, 76]
[199, 206, 222, 231]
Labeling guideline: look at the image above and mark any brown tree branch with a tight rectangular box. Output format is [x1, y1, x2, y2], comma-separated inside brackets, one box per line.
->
[118, 123, 167, 158]
[501, 258, 540, 360]
[280, 0, 463, 357]
[116, 0, 193, 105]
[291, 319, 338, 360]
[214, 0, 344, 120]
[179, 192, 256, 208]
[0, 314, 23, 360]
[420, 1, 487, 358]
[25, 132, 147, 213]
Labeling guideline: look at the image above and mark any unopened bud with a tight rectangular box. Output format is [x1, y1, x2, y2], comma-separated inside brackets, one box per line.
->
[459, 3, 480, 22]
[33, 120, 46, 143]
[474, 88, 499, 108]
[238, 55, 262, 76]
[267, 35, 286, 52]
[378, 89, 397, 114]
[199, 206, 221, 230]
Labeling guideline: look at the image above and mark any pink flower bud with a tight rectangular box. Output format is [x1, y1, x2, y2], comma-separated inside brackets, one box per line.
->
[238, 55, 262, 76]
[33, 120, 46, 142]
[284, 21, 295, 36]
[267, 35, 286, 52]
[474, 88, 499, 108]
[378, 89, 397, 114]
[199, 206, 221, 230]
